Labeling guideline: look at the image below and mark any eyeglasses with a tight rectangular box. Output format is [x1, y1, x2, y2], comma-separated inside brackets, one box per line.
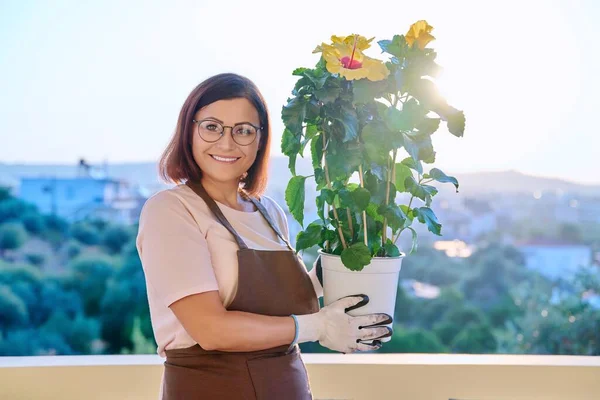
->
[192, 119, 261, 146]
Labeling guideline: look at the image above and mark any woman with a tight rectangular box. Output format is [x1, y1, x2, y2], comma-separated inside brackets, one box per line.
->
[136, 73, 393, 399]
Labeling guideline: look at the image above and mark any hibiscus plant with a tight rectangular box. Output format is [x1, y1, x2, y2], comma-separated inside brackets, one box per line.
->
[281, 21, 466, 271]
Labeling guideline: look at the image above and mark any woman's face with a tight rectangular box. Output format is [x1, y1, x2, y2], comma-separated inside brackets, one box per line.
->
[192, 98, 262, 186]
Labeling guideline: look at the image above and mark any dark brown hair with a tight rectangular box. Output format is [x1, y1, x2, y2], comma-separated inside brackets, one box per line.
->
[158, 73, 271, 198]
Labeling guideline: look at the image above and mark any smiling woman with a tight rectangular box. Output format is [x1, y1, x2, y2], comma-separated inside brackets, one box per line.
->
[137, 73, 392, 399]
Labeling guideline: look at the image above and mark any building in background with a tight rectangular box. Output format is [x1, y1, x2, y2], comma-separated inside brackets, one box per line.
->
[18, 159, 145, 225]
[517, 239, 593, 281]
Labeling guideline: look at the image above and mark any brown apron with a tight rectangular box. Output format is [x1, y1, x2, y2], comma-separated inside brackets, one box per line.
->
[162, 181, 320, 400]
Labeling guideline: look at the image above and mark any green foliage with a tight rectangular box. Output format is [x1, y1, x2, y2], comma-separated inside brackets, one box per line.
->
[0, 222, 28, 256]
[378, 326, 447, 353]
[70, 222, 101, 246]
[282, 28, 465, 270]
[25, 253, 45, 267]
[0, 284, 29, 329]
[101, 225, 132, 254]
[69, 255, 116, 316]
[21, 212, 46, 235]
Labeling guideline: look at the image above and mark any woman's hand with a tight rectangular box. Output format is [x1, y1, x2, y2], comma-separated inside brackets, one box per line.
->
[294, 294, 393, 353]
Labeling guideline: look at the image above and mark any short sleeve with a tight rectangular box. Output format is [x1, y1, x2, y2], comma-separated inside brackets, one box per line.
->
[136, 191, 219, 307]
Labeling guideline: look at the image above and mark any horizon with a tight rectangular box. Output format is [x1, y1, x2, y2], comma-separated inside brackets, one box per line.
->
[1, 157, 599, 188]
[1, 0, 598, 184]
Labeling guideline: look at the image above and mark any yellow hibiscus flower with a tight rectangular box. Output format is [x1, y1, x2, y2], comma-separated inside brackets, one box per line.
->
[314, 35, 389, 81]
[406, 20, 435, 49]
[313, 34, 374, 54]
[330, 34, 374, 51]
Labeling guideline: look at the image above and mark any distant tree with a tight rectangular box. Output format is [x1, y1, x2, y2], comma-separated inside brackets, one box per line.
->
[379, 327, 447, 353]
[70, 222, 101, 246]
[0, 186, 12, 202]
[0, 284, 29, 333]
[99, 241, 152, 353]
[417, 287, 466, 329]
[87, 218, 110, 233]
[21, 212, 46, 235]
[67, 255, 115, 316]
[0, 328, 73, 356]
[41, 214, 69, 249]
[0, 198, 36, 224]
[102, 225, 132, 254]
[25, 253, 45, 267]
[450, 322, 497, 353]
[64, 240, 82, 260]
[41, 311, 101, 355]
[0, 223, 28, 258]
[433, 306, 488, 346]
[514, 269, 600, 355]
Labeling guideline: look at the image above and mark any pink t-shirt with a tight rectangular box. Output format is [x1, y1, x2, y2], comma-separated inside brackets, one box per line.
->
[136, 183, 322, 357]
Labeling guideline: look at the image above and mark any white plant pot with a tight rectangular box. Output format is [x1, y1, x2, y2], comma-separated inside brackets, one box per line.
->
[318, 249, 405, 343]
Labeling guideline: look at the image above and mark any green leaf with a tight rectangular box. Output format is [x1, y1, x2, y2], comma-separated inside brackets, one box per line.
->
[414, 207, 442, 236]
[303, 68, 329, 89]
[384, 99, 426, 132]
[285, 176, 307, 227]
[401, 156, 422, 174]
[394, 163, 413, 192]
[406, 226, 418, 254]
[361, 121, 398, 165]
[405, 176, 438, 206]
[314, 77, 342, 104]
[310, 133, 323, 170]
[429, 168, 459, 192]
[378, 204, 407, 231]
[282, 96, 307, 136]
[281, 128, 301, 176]
[296, 220, 324, 252]
[314, 167, 327, 191]
[353, 79, 387, 104]
[416, 117, 441, 136]
[400, 205, 415, 224]
[364, 173, 388, 204]
[365, 202, 384, 223]
[328, 103, 359, 142]
[383, 239, 400, 257]
[300, 124, 318, 156]
[351, 187, 371, 212]
[315, 189, 334, 221]
[447, 110, 466, 137]
[292, 67, 309, 76]
[378, 35, 408, 59]
[341, 243, 372, 271]
[403, 132, 436, 165]
[337, 188, 353, 209]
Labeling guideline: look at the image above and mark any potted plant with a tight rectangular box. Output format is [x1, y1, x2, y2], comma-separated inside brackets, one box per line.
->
[281, 21, 466, 340]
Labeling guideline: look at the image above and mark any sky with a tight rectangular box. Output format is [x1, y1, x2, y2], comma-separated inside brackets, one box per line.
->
[0, 0, 598, 184]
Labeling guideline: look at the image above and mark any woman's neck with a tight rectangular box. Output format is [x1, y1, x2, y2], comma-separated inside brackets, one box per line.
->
[200, 177, 250, 210]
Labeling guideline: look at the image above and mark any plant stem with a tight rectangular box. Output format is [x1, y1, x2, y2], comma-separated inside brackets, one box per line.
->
[322, 125, 347, 249]
[358, 164, 368, 247]
[393, 194, 414, 244]
[382, 95, 400, 248]
[325, 203, 331, 252]
[346, 208, 354, 239]
[382, 156, 391, 244]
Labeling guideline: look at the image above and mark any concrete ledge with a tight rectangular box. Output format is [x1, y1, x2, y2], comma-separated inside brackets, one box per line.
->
[1, 354, 599, 399]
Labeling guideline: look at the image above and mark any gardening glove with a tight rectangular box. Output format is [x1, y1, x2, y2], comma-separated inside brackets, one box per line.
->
[294, 294, 393, 354]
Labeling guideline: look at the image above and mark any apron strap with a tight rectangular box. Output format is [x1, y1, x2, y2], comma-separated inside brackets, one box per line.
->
[248, 197, 294, 252]
[185, 181, 249, 250]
